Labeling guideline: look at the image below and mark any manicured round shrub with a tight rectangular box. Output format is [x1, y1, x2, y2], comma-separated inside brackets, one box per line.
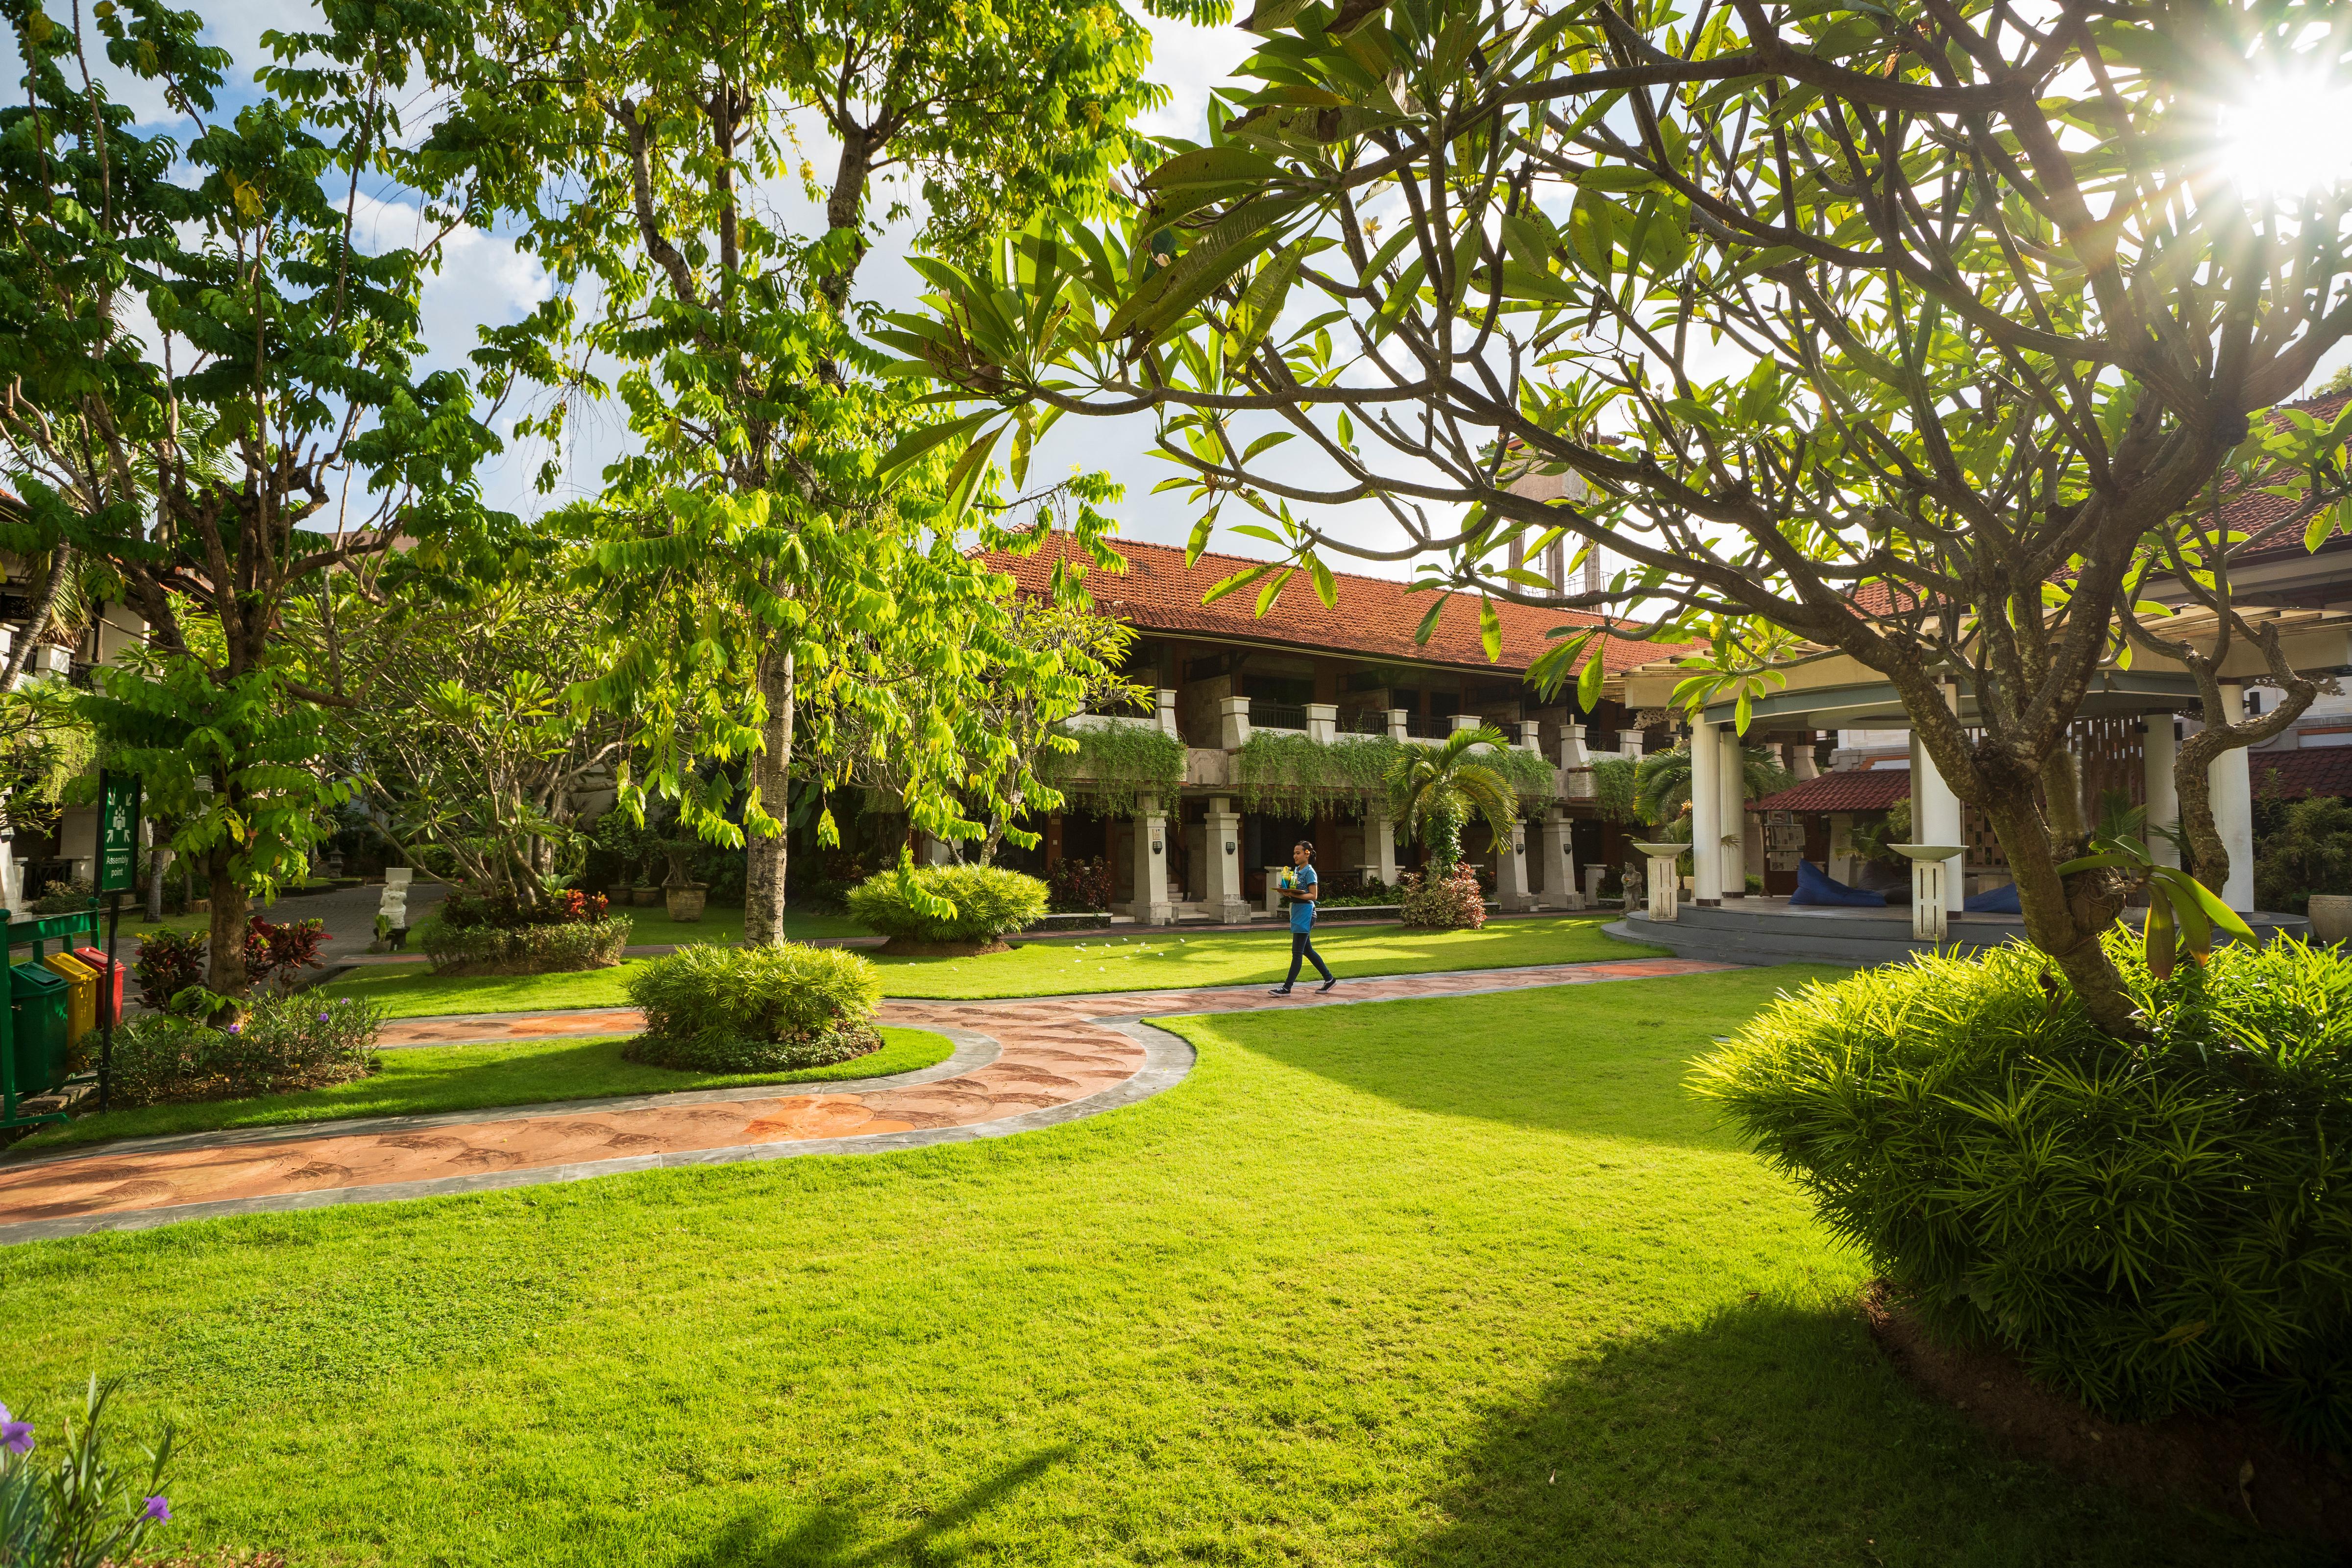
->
[622, 942, 884, 1072]
[416, 890, 631, 975]
[1691, 932, 2352, 1450]
[844, 864, 1048, 948]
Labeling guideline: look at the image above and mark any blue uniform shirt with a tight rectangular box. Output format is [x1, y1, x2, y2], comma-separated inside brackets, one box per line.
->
[1289, 863, 1318, 932]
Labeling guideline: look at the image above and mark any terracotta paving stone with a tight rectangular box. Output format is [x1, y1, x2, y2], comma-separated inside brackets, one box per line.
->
[0, 956, 1728, 1230]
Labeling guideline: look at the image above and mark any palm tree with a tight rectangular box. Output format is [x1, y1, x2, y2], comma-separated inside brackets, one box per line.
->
[1631, 744, 1794, 827]
[1387, 726, 1521, 871]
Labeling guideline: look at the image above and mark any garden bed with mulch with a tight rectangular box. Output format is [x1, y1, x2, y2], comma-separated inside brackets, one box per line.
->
[1863, 1283, 2352, 1547]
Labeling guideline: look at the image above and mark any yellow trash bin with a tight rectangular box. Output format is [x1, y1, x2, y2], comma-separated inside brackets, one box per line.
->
[42, 951, 97, 1049]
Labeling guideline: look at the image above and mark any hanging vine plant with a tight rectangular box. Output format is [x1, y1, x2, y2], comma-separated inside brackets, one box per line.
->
[1233, 733, 1559, 817]
[1038, 724, 1186, 818]
[1589, 756, 1639, 822]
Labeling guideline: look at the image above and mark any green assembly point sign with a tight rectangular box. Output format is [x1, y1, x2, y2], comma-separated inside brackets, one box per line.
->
[98, 771, 141, 894]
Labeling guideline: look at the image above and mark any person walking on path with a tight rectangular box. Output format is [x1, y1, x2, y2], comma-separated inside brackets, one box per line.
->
[1270, 839, 1336, 996]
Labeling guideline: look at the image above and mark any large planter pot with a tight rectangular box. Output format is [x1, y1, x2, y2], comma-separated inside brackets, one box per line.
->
[2306, 894, 2352, 943]
[631, 885, 659, 906]
[665, 885, 708, 922]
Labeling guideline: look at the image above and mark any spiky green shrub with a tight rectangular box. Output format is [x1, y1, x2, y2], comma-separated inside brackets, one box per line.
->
[845, 864, 1049, 943]
[622, 942, 883, 1072]
[1691, 932, 2352, 1450]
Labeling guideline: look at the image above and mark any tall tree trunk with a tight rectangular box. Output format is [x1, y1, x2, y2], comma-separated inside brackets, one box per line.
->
[0, 544, 73, 689]
[1974, 782, 2137, 1034]
[742, 643, 795, 946]
[205, 841, 248, 1000]
[145, 844, 172, 923]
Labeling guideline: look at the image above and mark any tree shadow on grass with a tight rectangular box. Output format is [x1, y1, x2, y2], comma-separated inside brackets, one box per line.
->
[1199, 984, 1768, 1149]
[1386, 1296, 2309, 1568]
[672, 1445, 1073, 1568]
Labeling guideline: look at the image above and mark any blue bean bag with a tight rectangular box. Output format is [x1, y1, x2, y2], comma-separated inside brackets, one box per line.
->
[1964, 879, 2021, 914]
[1791, 858, 1886, 907]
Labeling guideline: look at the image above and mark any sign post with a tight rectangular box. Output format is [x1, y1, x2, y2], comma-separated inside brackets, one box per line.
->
[95, 770, 140, 1111]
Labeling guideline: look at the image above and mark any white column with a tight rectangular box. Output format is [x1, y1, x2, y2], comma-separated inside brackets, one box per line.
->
[1451, 713, 1484, 739]
[1716, 724, 1746, 898]
[1363, 806, 1399, 886]
[1387, 708, 1410, 742]
[1517, 720, 1542, 752]
[1910, 725, 1965, 914]
[1130, 795, 1174, 925]
[2144, 716, 2180, 869]
[1219, 696, 1252, 750]
[2212, 685, 2256, 911]
[1202, 796, 1250, 925]
[1559, 721, 1590, 770]
[1306, 703, 1336, 743]
[1496, 820, 1536, 911]
[1156, 687, 1180, 739]
[1793, 735, 1819, 781]
[1644, 848, 1680, 922]
[1538, 808, 1580, 909]
[1690, 719, 1723, 906]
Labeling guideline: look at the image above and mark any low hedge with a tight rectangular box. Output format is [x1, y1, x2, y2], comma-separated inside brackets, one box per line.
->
[621, 942, 884, 1073]
[95, 994, 385, 1107]
[415, 915, 632, 976]
[1397, 865, 1486, 929]
[1692, 932, 2352, 1451]
[845, 864, 1048, 946]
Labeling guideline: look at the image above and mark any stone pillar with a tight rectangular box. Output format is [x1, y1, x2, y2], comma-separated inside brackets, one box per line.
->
[1559, 722, 1589, 770]
[1644, 846, 1681, 922]
[2144, 716, 2180, 869]
[1363, 805, 1399, 885]
[1220, 696, 1252, 750]
[1517, 720, 1542, 752]
[1716, 724, 1746, 899]
[1451, 713, 1484, 739]
[1690, 717, 1723, 906]
[1203, 796, 1250, 925]
[1910, 719, 1965, 914]
[1496, 819, 1536, 911]
[1263, 867, 1289, 916]
[2212, 685, 2256, 911]
[1306, 703, 1337, 744]
[1156, 687, 1180, 739]
[1539, 808, 1580, 909]
[1583, 862, 1607, 907]
[1129, 796, 1174, 925]
[1793, 734, 1820, 781]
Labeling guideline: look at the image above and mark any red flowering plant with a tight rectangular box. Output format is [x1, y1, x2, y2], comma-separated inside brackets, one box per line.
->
[243, 916, 332, 995]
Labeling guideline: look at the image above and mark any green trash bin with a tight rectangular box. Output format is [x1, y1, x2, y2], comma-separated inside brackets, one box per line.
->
[9, 961, 68, 1098]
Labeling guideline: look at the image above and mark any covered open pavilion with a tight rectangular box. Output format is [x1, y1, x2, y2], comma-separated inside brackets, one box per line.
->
[1609, 607, 2352, 962]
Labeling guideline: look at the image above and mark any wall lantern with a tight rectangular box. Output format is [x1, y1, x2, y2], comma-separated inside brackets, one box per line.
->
[1224, 841, 1236, 855]
[1152, 839, 1163, 855]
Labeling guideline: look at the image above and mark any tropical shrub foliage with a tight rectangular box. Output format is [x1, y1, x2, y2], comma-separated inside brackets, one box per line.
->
[131, 930, 208, 1013]
[2254, 796, 2352, 916]
[623, 944, 884, 1073]
[846, 865, 1049, 944]
[415, 916, 631, 977]
[1693, 934, 2352, 1450]
[1396, 865, 1486, 929]
[1235, 732, 1555, 818]
[1047, 855, 1115, 913]
[99, 996, 383, 1108]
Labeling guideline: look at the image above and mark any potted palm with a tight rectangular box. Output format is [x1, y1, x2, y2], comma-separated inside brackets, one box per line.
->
[660, 841, 708, 922]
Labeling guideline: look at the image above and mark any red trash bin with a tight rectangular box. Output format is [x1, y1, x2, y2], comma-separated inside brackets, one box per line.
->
[71, 946, 123, 1026]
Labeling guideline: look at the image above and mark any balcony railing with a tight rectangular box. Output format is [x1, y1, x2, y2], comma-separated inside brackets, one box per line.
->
[1404, 713, 1451, 739]
[1248, 700, 1309, 731]
[1336, 708, 1388, 735]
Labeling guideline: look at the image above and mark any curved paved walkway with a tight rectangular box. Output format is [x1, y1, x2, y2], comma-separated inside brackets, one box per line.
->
[0, 957, 1725, 1244]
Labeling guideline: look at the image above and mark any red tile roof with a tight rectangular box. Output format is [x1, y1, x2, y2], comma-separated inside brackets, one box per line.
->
[1753, 769, 1911, 813]
[2250, 746, 2352, 801]
[2225, 392, 2352, 561]
[980, 533, 1687, 678]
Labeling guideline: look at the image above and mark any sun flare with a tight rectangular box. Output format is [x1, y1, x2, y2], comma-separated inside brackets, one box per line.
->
[2217, 74, 2352, 196]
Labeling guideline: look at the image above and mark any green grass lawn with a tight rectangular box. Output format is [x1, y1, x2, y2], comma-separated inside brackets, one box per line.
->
[317, 915, 1663, 1016]
[0, 968, 2298, 1567]
[611, 904, 875, 947]
[13, 1026, 956, 1153]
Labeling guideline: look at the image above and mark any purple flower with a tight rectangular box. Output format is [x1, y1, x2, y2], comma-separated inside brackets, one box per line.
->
[142, 1495, 171, 1523]
[225, 1022, 242, 1035]
[0, 1405, 31, 1455]
[317, 1012, 329, 1022]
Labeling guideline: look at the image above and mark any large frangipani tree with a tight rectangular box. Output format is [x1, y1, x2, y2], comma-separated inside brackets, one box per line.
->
[394, 0, 1220, 942]
[0, 0, 514, 995]
[884, 0, 2352, 1032]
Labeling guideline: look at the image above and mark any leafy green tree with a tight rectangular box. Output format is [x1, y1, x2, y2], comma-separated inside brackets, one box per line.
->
[0, 0, 513, 993]
[1387, 725, 1516, 871]
[887, 0, 2352, 1033]
[1630, 746, 1789, 830]
[399, 0, 1216, 943]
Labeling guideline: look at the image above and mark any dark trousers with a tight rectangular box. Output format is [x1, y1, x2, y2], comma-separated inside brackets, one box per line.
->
[1286, 928, 1333, 985]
